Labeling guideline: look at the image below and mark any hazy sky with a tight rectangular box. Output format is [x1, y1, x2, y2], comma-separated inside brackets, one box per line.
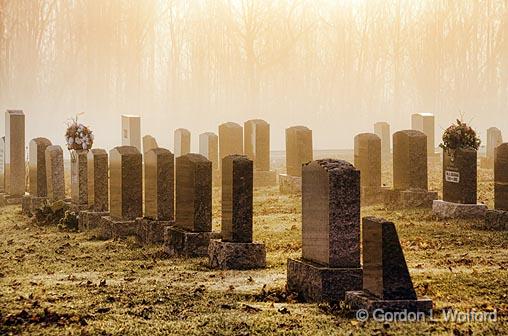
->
[0, 0, 507, 153]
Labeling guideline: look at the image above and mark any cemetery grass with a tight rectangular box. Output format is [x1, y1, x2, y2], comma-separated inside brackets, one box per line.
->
[1, 170, 507, 334]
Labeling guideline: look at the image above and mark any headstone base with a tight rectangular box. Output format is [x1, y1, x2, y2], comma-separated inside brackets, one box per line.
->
[208, 239, 266, 270]
[135, 218, 174, 245]
[98, 216, 137, 240]
[485, 210, 508, 230]
[254, 170, 277, 188]
[287, 258, 362, 302]
[345, 291, 433, 314]
[480, 157, 494, 169]
[0, 193, 24, 206]
[21, 195, 48, 216]
[78, 210, 109, 231]
[432, 200, 487, 219]
[383, 189, 438, 209]
[279, 174, 302, 195]
[164, 226, 212, 257]
[361, 186, 389, 206]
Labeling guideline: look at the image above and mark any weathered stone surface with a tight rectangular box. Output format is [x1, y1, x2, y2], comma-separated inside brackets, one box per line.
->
[0, 137, 4, 192]
[302, 159, 360, 268]
[135, 218, 174, 244]
[175, 154, 212, 232]
[164, 226, 212, 257]
[354, 133, 381, 188]
[221, 155, 253, 243]
[99, 216, 138, 239]
[432, 200, 487, 219]
[285, 126, 313, 177]
[253, 170, 277, 187]
[287, 259, 362, 302]
[87, 149, 109, 212]
[174, 128, 191, 158]
[411, 113, 435, 155]
[362, 217, 416, 300]
[443, 149, 477, 204]
[121, 115, 141, 151]
[109, 146, 142, 220]
[208, 239, 266, 270]
[71, 150, 88, 205]
[21, 195, 47, 216]
[78, 210, 109, 231]
[384, 189, 437, 209]
[5, 110, 25, 196]
[486, 127, 503, 161]
[219, 122, 243, 166]
[142, 135, 158, 154]
[244, 119, 270, 171]
[374, 122, 390, 157]
[345, 291, 433, 314]
[144, 148, 174, 221]
[485, 209, 508, 230]
[45, 145, 65, 202]
[29, 138, 52, 197]
[278, 174, 301, 194]
[393, 130, 428, 191]
[494, 143, 508, 211]
[199, 132, 219, 170]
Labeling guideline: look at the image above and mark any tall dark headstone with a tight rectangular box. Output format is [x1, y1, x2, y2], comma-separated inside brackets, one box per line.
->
[495, 143, 508, 211]
[208, 155, 265, 269]
[442, 149, 477, 204]
[345, 217, 432, 313]
[144, 148, 174, 221]
[45, 145, 65, 202]
[29, 138, 52, 197]
[287, 159, 362, 302]
[4, 110, 25, 198]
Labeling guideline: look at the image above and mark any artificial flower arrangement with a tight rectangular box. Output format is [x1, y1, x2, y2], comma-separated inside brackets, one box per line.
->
[439, 119, 480, 153]
[65, 114, 94, 151]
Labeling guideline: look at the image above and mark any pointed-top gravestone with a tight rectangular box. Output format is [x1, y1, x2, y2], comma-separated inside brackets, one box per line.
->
[362, 217, 416, 300]
[29, 138, 52, 197]
[345, 217, 432, 313]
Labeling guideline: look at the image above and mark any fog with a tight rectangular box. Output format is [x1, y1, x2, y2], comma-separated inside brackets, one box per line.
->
[0, 0, 507, 152]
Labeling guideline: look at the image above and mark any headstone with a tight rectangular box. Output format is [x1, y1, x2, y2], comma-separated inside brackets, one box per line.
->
[5, 110, 25, 196]
[142, 135, 158, 154]
[221, 155, 253, 243]
[393, 130, 428, 191]
[174, 128, 191, 158]
[302, 160, 360, 268]
[287, 159, 362, 302]
[121, 115, 141, 151]
[0, 137, 4, 192]
[29, 138, 52, 197]
[486, 127, 503, 161]
[144, 148, 174, 220]
[109, 146, 142, 220]
[374, 122, 391, 157]
[164, 153, 212, 257]
[175, 153, 212, 232]
[411, 113, 435, 155]
[442, 149, 477, 204]
[208, 154, 265, 269]
[345, 217, 432, 313]
[354, 133, 381, 189]
[362, 217, 416, 300]
[87, 149, 109, 212]
[244, 119, 270, 171]
[219, 122, 243, 166]
[45, 145, 65, 202]
[199, 132, 219, 170]
[495, 143, 508, 211]
[285, 126, 313, 177]
[71, 150, 88, 205]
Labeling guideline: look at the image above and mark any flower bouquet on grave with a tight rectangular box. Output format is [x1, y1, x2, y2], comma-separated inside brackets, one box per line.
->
[440, 119, 481, 154]
[65, 113, 94, 152]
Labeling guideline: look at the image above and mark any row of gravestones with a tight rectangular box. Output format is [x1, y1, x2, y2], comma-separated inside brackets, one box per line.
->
[20, 135, 433, 313]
